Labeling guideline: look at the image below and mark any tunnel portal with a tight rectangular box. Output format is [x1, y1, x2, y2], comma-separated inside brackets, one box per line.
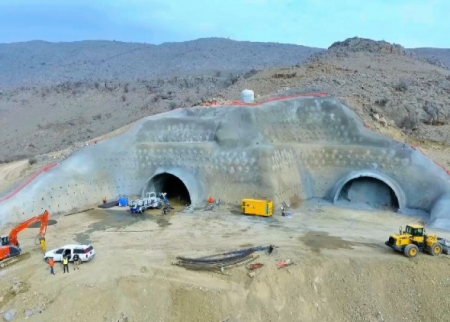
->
[146, 173, 191, 205]
[337, 177, 400, 210]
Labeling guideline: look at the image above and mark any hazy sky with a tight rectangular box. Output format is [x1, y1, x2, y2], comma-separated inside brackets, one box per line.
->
[0, 0, 448, 48]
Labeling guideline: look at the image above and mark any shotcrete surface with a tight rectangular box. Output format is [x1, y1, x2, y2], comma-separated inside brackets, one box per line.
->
[1, 94, 450, 229]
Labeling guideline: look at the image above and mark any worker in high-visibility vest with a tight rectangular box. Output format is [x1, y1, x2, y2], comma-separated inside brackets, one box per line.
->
[40, 238, 46, 253]
[63, 255, 69, 274]
[49, 257, 55, 275]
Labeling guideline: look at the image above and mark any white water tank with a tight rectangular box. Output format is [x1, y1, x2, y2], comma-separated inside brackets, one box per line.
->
[241, 89, 255, 103]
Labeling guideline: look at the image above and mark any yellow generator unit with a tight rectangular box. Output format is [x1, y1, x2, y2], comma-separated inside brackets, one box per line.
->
[241, 199, 273, 217]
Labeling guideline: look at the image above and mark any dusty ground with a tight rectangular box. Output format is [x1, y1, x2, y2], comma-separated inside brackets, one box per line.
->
[2, 203, 450, 322]
[0, 148, 74, 195]
[0, 161, 28, 191]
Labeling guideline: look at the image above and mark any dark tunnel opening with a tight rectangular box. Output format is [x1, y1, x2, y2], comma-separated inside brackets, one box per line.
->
[147, 173, 191, 205]
[337, 177, 399, 210]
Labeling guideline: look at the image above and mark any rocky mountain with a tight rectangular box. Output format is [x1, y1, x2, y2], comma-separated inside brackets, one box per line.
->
[409, 48, 450, 70]
[0, 38, 325, 162]
[221, 37, 450, 163]
[0, 37, 449, 164]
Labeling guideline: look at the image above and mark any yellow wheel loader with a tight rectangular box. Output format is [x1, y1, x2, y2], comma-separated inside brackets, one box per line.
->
[385, 224, 442, 258]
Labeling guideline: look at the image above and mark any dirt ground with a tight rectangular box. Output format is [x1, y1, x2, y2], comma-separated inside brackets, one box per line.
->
[0, 161, 32, 193]
[2, 203, 450, 322]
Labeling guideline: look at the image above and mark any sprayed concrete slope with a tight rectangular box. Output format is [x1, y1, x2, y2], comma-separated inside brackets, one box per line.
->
[1, 94, 450, 228]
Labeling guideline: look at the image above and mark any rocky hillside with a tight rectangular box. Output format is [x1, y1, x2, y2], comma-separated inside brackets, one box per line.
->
[0, 37, 449, 164]
[409, 48, 450, 70]
[0, 38, 322, 89]
[0, 38, 324, 162]
[221, 37, 450, 152]
[0, 76, 237, 162]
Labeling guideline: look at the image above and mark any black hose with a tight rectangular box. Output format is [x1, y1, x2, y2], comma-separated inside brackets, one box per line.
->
[176, 250, 253, 264]
[176, 254, 254, 270]
[174, 245, 275, 273]
[178, 245, 273, 263]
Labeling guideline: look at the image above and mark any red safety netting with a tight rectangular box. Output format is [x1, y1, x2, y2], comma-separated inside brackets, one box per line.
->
[411, 146, 450, 175]
[363, 124, 449, 176]
[201, 92, 329, 106]
[0, 163, 58, 203]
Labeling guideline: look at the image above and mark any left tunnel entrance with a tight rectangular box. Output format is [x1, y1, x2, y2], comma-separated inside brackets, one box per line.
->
[146, 173, 191, 205]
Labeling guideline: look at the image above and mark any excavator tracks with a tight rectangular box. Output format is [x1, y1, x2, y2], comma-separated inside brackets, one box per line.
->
[0, 252, 31, 270]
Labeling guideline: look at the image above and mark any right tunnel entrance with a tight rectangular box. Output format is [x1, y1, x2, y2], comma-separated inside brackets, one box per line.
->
[337, 177, 399, 210]
[146, 173, 191, 205]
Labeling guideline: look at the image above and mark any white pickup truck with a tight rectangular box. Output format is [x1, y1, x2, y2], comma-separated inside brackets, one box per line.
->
[44, 244, 95, 262]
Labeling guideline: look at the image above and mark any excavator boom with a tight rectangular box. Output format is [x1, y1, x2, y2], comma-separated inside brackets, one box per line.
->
[38, 210, 49, 238]
[0, 210, 50, 264]
[7, 210, 49, 247]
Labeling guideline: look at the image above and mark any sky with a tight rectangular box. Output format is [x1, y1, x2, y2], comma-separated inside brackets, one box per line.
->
[0, 0, 448, 48]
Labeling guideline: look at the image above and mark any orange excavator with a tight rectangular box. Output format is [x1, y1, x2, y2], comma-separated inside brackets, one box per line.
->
[0, 210, 49, 267]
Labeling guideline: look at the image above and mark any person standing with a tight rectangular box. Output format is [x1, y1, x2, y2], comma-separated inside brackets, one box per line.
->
[40, 238, 46, 253]
[63, 255, 69, 273]
[73, 253, 80, 270]
[49, 257, 55, 275]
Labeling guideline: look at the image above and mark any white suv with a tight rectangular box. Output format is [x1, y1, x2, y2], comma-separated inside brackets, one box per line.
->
[44, 244, 95, 262]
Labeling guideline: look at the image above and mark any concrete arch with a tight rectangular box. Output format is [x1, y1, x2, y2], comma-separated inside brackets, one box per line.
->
[331, 170, 406, 211]
[142, 167, 204, 207]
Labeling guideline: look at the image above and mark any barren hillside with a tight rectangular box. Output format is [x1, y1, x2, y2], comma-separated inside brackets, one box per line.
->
[221, 37, 450, 164]
[409, 48, 450, 69]
[0, 37, 449, 165]
[0, 38, 323, 162]
[0, 76, 236, 162]
[0, 38, 322, 89]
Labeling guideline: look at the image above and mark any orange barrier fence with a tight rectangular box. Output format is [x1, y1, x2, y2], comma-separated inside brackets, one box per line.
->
[0, 163, 58, 203]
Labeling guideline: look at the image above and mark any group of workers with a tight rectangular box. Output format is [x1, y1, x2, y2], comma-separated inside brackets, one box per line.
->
[48, 253, 81, 275]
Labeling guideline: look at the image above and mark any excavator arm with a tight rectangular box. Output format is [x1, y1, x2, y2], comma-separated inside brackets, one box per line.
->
[7, 210, 49, 249]
[0, 210, 50, 264]
[38, 210, 49, 239]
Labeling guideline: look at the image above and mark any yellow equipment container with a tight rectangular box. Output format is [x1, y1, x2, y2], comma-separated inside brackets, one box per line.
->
[241, 199, 273, 217]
